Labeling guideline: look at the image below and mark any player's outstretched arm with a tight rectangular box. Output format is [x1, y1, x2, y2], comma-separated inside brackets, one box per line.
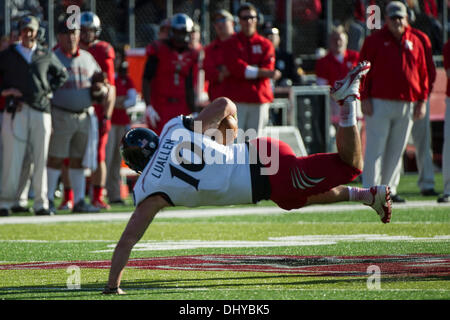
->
[103, 195, 169, 294]
[194, 97, 237, 132]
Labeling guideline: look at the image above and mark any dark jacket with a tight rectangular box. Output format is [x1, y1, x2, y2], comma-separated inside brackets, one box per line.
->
[0, 43, 68, 112]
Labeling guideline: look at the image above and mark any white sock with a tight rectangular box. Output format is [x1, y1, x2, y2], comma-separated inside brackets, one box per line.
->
[348, 186, 373, 205]
[69, 168, 86, 204]
[47, 167, 61, 201]
[339, 97, 358, 127]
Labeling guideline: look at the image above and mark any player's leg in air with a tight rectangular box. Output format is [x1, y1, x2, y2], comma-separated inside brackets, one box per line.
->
[257, 61, 391, 223]
[309, 61, 391, 223]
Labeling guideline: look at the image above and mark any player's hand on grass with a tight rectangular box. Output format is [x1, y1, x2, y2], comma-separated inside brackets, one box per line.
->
[102, 286, 126, 295]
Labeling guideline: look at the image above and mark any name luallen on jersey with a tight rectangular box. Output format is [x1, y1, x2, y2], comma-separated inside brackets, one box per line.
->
[133, 116, 253, 207]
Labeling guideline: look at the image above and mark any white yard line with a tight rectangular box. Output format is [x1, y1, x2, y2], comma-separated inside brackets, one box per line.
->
[0, 201, 448, 225]
[0, 286, 448, 292]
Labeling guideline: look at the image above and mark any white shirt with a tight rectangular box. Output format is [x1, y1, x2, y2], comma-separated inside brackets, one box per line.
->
[133, 116, 253, 207]
[16, 42, 37, 64]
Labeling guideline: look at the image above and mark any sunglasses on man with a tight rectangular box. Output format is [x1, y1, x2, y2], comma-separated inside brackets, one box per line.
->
[239, 15, 257, 21]
[214, 17, 228, 24]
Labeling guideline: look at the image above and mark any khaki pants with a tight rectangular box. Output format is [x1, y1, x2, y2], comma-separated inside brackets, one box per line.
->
[391, 100, 435, 191]
[362, 98, 414, 195]
[236, 102, 269, 141]
[0, 104, 51, 210]
[105, 124, 129, 201]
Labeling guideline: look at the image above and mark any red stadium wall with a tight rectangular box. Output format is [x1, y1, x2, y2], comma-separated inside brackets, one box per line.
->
[125, 48, 147, 94]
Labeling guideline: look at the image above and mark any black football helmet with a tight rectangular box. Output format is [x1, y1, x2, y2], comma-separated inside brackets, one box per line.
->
[120, 128, 159, 173]
[169, 13, 194, 47]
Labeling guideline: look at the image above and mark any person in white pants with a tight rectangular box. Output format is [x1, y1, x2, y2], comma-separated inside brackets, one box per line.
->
[409, 101, 437, 195]
[363, 99, 416, 199]
[358, 2, 429, 203]
[391, 100, 437, 196]
[1, 104, 52, 213]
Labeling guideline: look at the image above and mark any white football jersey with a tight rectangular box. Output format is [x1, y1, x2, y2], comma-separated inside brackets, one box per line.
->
[133, 116, 253, 207]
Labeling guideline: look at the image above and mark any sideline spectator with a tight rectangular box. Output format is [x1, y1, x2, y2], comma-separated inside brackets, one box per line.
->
[105, 54, 137, 205]
[359, 1, 429, 203]
[47, 15, 101, 214]
[79, 11, 116, 210]
[157, 18, 171, 41]
[0, 35, 9, 197]
[203, 9, 235, 101]
[263, 24, 301, 87]
[189, 23, 208, 107]
[391, 21, 437, 197]
[9, 0, 43, 21]
[142, 13, 198, 135]
[422, 0, 442, 55]
[1, 29, 34, 214]
[189, 22, 202, 52]
[439, 40, 450, 203]
[315, 25, 360, 126]
[221, 2, 280, 137]
[0, 15, 68, 216]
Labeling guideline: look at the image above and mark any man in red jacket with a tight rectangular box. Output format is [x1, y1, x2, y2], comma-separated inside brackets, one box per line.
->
[391, 23, 437, 197]
[222, 3, 280, 139]
[359, 1, 428, 203]
[203, 9, 235, 102]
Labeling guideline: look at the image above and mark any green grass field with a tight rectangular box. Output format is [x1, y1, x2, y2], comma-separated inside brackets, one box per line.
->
[0, 173, 449, 302]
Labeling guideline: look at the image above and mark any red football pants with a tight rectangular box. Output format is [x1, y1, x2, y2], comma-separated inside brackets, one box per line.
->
[251, 137, 362, 210]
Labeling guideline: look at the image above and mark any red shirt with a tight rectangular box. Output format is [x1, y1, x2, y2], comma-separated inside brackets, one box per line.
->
[145, 40, 198, 107]
[359, 25, 428, 102]
[111, 74, 134, 126]
[204, 38, 230, 100]
[410, 27, 436, 94]
[222, 32, 275, 104]
[315, 50, 360, 87]
[87, 40, 115, 118]
[87, 40, 115, 85]
[443, 40, 450, 97]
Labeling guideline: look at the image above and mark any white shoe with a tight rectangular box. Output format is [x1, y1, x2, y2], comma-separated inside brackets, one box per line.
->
[365, 185, 392, 224]
[330, 61, 371, 104]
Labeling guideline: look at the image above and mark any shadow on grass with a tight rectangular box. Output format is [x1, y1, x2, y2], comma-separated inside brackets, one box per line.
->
[2, 273, 448, 299]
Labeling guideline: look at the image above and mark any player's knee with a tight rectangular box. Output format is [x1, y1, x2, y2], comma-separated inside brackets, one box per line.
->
[354, 158, 364, 172]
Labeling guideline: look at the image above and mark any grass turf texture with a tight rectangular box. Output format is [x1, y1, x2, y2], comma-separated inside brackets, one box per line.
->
[0, 173, 449, 300]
